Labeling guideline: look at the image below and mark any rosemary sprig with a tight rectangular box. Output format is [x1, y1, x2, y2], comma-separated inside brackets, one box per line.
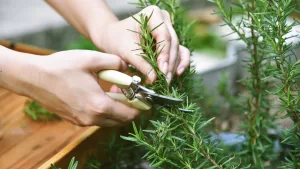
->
[213, 0, 300, 168]
[212, 0, 279, 168]
[258, 0, 300, 167]
[120, 1, 237, 168]
[24, 100, 61, 121]
[51, 157, 78, 169]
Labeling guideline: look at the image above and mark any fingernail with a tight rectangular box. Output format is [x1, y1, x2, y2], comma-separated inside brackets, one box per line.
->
[177, 67, 184, 75]
[149, 70, 156, 83]
[167, 72, 172, 82]
[162, 62, 168, 75]
[121, 61, 127, 71]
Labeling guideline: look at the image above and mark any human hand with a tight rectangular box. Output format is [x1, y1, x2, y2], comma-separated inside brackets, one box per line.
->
[14, 50, 139, 127]
[90, 5, 190, 83]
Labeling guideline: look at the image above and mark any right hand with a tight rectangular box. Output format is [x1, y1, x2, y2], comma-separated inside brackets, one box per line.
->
[16, 50, 139, 127]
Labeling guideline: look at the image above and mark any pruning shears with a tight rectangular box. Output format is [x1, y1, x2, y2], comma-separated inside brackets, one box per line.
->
[98, 70, 193, 112]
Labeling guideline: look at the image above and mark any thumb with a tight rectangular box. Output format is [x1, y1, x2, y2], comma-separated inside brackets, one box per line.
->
[87, 51, 127, 72]
[120, 46, 157, 83]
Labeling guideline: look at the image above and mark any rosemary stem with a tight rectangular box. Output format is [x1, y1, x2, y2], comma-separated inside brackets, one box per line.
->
[181, 118, 222, 169]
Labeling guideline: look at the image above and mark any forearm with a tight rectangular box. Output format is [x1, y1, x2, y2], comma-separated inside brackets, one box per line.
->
[0, 46, 38, 96]
[46, 0, 118, 40]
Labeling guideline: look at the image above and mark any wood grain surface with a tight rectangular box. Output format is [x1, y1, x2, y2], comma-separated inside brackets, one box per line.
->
[0, 88, 88, 169]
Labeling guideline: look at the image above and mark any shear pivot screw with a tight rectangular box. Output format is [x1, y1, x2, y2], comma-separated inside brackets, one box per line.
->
[132, 76, 141, 84]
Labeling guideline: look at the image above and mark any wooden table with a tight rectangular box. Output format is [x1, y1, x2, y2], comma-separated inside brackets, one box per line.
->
[0, 88, 87, 169]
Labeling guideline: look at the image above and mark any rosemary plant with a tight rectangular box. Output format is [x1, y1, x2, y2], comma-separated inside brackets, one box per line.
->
[93, 131, 147, 169]
[212, 0, 299, 168]
[51, 157, 78, 169]
[84, 156, 101, 169]
[212, 0, 278, 168]
[258, 0, 300, 168]
[121, 0, 237, 168]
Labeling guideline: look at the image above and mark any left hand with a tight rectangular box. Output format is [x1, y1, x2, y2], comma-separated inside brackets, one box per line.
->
[89, 5, 190, 84]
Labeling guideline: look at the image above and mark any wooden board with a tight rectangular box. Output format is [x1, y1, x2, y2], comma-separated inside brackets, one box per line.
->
[0, 88, 88, 169]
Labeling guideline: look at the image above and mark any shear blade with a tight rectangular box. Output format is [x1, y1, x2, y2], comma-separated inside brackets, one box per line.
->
[147, 92, 183, 105]
[137, 85, 183, 105]
[147, 93, 194, 113]
[178, 108, 194, 113]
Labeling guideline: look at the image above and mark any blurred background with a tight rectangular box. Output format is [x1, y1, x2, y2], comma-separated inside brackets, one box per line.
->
[0, 0, 211, 50]
[0, 0, 138, 50]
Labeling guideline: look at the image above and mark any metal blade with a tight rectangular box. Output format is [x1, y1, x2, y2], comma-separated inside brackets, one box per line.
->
[146, 93, 194, 112]
[137, 85, 183, 105]
[147, 92, 184, 105]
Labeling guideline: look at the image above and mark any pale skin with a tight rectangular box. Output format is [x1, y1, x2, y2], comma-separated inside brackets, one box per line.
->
[0, 0, 190, 127]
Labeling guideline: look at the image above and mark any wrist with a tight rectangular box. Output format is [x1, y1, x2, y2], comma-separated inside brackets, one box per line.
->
[87, 17, 119, 52]
[0, 46, 41, 96]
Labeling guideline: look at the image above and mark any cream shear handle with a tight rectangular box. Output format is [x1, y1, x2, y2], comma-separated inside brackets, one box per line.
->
[98, 70, 132, 88]
[98, 70, 152, 111]
[106, 93, 151, 111]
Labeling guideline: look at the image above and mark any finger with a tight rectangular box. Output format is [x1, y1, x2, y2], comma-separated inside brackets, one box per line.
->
[105, 97, 139, 122]
[54, 111, 82, 126]
[91, 94, 139, 123]
[161, 10, 180, 83]
[87, 51, 127, 72]
[67, 113, 123, 127]
[176, 45, 190, 75]
[144, 6, 171, 75]
[122, 50, 156, 84]
[173, 54, 181, 76]
[97, 117, 123, 127]
[109, 85, 122, 93]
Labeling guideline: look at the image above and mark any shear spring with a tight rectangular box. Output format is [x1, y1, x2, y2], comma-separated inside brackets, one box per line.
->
[121, 75, 141, 100]
[121, 88, 135, 100]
